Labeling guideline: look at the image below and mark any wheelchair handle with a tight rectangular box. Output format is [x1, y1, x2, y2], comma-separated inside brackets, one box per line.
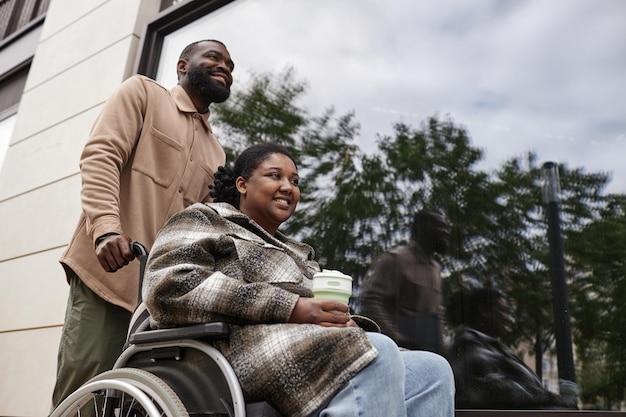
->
[130, 242, 149, 304]
[131, 242, 148, 258]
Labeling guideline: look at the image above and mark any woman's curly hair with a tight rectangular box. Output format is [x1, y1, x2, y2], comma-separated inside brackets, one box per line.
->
[209, 143, 297, 208]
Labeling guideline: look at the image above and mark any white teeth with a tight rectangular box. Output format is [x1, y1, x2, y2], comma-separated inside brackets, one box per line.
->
[275, 199, 289, 205]
[212, 74, 227, 83]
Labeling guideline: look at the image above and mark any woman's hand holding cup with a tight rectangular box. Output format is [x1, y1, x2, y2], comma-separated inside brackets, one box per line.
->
[289, 297, 353, 327]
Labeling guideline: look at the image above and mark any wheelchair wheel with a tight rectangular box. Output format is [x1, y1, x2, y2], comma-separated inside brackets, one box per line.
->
[49, 368, 189, 417]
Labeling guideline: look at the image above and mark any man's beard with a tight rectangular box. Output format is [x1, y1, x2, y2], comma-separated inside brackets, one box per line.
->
[187, 66, 231, 104]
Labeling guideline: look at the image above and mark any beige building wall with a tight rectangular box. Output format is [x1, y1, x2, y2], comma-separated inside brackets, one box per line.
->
[0, 0, 161, 415]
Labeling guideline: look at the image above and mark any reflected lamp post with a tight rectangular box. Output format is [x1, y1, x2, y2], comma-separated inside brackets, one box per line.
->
[541, 162, 577, 389]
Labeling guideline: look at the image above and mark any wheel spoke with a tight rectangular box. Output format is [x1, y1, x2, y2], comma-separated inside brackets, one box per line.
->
[50, 369, 189, 417]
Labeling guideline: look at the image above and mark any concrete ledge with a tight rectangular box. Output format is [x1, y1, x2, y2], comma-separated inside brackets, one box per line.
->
[456, 411, 626, 416]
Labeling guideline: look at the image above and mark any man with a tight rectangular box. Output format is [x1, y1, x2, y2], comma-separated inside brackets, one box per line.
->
[358, 209, 450, 353]
[445, 288, 578, 409]
[52, 40, 234, 406]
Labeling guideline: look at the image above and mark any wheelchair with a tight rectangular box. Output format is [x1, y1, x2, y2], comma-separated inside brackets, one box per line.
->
[50, 243, 282, 417]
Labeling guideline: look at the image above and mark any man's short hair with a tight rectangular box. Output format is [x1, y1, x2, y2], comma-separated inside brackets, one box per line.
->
[179, 39, 226, 61]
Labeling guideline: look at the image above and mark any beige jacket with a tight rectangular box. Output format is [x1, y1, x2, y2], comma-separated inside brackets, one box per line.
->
[60, 75, 226, 312]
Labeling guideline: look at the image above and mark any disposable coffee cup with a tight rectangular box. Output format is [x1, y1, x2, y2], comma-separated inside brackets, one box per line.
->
[313, 269, 353, 305]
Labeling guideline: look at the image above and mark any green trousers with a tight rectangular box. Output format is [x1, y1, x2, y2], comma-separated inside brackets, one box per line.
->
[52, 271, 132, 407]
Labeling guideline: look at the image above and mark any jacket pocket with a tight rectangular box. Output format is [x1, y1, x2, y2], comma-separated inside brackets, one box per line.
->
[132, 126, 183, 188]
[183, 160, 214, 205]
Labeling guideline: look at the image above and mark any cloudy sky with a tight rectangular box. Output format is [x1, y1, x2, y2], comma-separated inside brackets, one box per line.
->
[158, 0, 626, 193]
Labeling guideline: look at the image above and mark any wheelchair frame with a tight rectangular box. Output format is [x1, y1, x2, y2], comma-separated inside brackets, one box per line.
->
[49, 243, 281, 417]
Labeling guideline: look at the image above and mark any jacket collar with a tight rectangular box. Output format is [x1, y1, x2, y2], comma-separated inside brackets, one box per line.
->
[408, 241, 434, 265]
[171, 84, 212, 132]
[209, 202, 286, 242]
[208, 202, 314, 257]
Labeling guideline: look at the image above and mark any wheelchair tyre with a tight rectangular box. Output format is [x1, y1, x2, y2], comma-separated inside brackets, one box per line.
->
[50, 368, 189, 417]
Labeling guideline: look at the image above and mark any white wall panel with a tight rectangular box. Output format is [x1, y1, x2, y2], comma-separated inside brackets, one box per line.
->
[27, 0, 147, 90]
[39, 0, 111, 42]
[0, 174, 81, 263]
[11, 38, 136, 145]
[0, 248, 68, 332]
[0, 106, 101, 200]
[0, 327, 61, 416]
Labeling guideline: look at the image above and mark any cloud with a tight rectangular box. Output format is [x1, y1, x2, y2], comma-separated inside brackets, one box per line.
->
[157, 0, 626, 193]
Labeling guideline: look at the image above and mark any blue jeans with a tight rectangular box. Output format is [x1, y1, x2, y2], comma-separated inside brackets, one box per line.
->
[313, 332, 455, 417]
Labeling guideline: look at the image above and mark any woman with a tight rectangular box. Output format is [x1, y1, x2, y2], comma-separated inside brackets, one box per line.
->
[446, 288, 577, 409]
[144, 143, 454, 417]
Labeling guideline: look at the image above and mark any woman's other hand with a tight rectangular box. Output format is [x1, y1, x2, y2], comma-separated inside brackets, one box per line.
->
[289, 297, 353, 327]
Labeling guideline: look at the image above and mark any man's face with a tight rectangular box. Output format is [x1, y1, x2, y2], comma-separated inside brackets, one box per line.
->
[182, 41, 234, 104]
[423, 212, 451, 254]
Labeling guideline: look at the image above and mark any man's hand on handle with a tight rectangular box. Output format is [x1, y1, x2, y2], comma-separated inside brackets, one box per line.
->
[95, 234, 136, 272]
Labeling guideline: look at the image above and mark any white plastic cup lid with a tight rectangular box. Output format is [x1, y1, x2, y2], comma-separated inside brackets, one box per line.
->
[313, 269, 353, 281]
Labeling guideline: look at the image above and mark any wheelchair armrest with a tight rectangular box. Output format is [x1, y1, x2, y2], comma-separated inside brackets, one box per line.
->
[129, 322, 230, 345]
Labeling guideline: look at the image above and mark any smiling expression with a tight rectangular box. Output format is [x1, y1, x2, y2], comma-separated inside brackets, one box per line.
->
[236, 153, 300, 235]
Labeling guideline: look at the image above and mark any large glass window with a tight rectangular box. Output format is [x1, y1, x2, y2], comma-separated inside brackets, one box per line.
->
[146, 0, 626, 412]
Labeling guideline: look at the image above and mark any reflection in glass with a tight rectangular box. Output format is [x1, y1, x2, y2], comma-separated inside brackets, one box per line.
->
[154, 0, 626, 410]
[357, 210, 450, 354]
[446, 288, 577, 409]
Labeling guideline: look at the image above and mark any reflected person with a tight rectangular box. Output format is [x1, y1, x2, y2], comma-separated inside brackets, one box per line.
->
[445, 287, 577, 409]
[143, 143, 455, 417]
[358, 209, 450, 353]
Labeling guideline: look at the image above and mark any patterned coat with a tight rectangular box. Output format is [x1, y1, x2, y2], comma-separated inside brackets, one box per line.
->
[144, 202, 377, 417]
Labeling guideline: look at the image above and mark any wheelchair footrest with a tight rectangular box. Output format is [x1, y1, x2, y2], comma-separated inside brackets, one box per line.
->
[129, 322, 230, 344]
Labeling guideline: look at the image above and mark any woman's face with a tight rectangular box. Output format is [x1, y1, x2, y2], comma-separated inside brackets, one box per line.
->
[480, 296, 515, 338]
[236, 153, 300, 235]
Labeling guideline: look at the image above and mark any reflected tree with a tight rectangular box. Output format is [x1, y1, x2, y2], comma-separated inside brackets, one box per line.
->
[212, 66, 307, 161]
[211, 68, 626, 408]
[568, 196, 626, 409]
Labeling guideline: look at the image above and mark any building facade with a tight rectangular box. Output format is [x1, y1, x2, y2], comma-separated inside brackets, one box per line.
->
[0, 1, 194, 414]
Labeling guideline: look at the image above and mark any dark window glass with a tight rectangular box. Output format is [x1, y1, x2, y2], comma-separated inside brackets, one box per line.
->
[0, 63, 29, 114]
[0, 0, 49, 41]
